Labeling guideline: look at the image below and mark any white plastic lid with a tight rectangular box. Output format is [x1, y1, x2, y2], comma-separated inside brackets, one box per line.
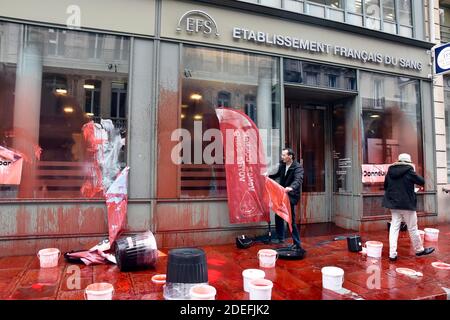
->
[321, 266, 344, 276]
[366, 241, 383, 247]
[242, 268, 265, 279]
[424, 228, 439, 233]
[38, 248, 60, 256]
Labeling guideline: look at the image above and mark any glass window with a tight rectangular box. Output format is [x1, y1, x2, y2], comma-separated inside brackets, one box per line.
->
[399, 0, 412, 26]
[365, 0, 381, 30]
[308, 0, 342, 8]
[260, 0, 282, 7]
[0, 22, 129, 199]
[361, 71, 423, 192]
[283, 0, 304, 12]
[180, 46, 281, 197]
[333, 104, 353, 193]
[445, 77, 450, 182]
[301, 107, 325, 192]
[283, 59, 357, 91]
[88, 34, 104, 59]
[382, 0, 397, 33]
[84, 80, 101, 116]
[347, 0, 363, 13]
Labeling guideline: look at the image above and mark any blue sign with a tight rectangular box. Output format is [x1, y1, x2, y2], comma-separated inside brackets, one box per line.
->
[435, 43, 450, 75]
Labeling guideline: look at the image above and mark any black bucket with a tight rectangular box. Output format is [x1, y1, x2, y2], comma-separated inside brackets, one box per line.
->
[115, 231, 158, 271]
[166, 248, 208, 284]
[347, 235, 362, 252]
[236, 235, 253, 249]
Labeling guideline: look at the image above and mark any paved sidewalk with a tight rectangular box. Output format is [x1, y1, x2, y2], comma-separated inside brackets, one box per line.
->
[0, 223, 449, 300]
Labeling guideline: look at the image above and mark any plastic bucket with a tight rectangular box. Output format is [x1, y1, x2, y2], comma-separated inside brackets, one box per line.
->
[37, 248, 60, 268]
[418, 230, 425, 242]
[189, 284, 216, 300]
[257, 249, 278, 268]
[248, 278, 273, 300]
[242, 269, 265, 293]
[115, 231, 158, 271]
[321, 266, 344, 291]
[85, 283, 114, 300]
[365, 241, 383, 259]
[424, 228, 439, 242]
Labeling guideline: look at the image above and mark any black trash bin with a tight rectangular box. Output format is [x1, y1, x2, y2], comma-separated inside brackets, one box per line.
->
[115, 231, 158, 271]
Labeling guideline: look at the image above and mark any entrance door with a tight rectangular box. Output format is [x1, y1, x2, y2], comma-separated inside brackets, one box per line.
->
[285, 102, 331, 224]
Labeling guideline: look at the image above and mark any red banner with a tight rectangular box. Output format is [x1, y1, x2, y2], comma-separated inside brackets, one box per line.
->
[215, 108, 270, 224]
[265, 177, 292, 232]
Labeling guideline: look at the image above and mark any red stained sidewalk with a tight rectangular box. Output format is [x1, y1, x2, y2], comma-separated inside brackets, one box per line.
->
[0, 223, 449, 300]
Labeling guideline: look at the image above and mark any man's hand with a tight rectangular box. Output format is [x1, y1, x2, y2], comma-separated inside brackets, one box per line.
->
[285, 187, 293, 193]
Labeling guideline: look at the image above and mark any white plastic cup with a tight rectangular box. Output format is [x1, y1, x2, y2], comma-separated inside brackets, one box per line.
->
[321, 266, 344, 291]
[248, 278, 273, 300]
[37, 248, 61, 268]
[365, 241, 383, 259]
[257, 249, 278, 268]
[418, 230, 425, 242]
[242, 269, 265, 293]
[189, 284, 217, 300]
[424, 228, 439, 242]
[85, 283, 114, 300]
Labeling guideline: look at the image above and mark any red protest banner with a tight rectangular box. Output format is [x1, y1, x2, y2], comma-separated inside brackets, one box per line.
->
[215, 108, 270, 224]
[265, 177, 292, 232]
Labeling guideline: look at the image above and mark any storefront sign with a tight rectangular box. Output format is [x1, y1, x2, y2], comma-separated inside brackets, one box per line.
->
[434, 42, 450, 75]
[232, 28, 423, 71]
[361, 164, 390, 184]
[176, 10, 219, 37]
[167, 4, 430, 77]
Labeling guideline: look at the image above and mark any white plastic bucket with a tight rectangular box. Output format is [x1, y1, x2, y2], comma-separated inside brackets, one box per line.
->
[189, 284, 216, 300]
[321, 266, 344, 291]
[365, 241, 383, 259]
[85, 283, 114, 300]
[257, 249, 278, 268]
[242, 269, 265, 293]
[424, 228, 439, 241]
[37, 248, 60, 268]
[248, 278, 273, 300]
[418, 230, 425, 242]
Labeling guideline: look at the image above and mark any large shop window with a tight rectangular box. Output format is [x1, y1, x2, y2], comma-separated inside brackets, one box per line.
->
[361, 71, 423, 193]
[179, 46, 281, 197]
[0, 22, 129, 199]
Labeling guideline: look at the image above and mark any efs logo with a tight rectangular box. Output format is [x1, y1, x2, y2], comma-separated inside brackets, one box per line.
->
[176, 10, 219, 37]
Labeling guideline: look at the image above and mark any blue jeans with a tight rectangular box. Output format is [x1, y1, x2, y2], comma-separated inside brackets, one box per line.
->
[275, 202, 301, 247]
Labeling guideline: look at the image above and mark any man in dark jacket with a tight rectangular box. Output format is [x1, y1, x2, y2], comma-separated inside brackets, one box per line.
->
[382, 153, 434, 261]
[269, 147, 305, 252]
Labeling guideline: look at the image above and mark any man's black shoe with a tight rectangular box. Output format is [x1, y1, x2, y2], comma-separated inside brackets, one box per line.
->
[416, 247, 435, 256]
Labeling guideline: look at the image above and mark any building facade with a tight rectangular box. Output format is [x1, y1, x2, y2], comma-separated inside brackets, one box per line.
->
[0, 0, 447, 256]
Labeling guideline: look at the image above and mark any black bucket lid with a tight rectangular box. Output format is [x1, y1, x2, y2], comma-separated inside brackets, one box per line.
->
[166, 248, 208, 283]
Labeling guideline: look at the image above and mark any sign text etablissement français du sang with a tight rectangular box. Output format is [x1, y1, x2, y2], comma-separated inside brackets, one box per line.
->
[175, 10, 425, 72]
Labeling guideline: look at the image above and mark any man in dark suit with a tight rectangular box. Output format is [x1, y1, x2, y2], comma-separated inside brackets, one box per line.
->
[269, 147, 305, 252]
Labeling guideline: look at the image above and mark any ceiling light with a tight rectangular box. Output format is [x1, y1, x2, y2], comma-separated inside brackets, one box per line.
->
[64, 106, 74, 113]
[193, 114, 203, 120]
[84, 84, 95, 90]
[190, 93, 202, 101]
[56, 88, 67, 94]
